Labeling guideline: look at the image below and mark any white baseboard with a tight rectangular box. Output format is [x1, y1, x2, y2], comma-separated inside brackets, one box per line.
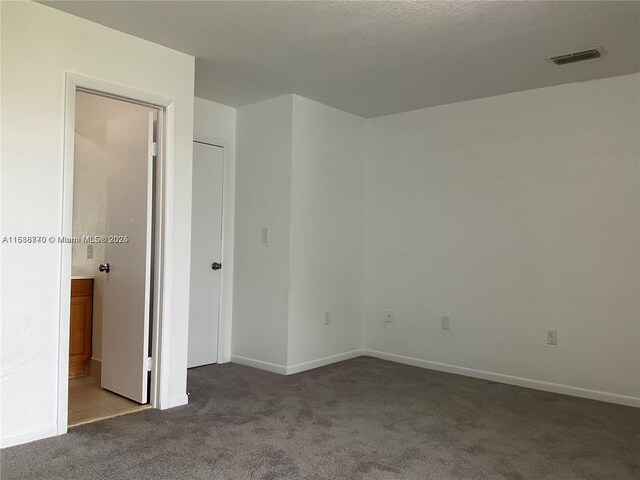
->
[1, 424, 58, 449]
[287, 349, 363, 375]
[363, 349, 640, 408]
[230, 355, 288, 375]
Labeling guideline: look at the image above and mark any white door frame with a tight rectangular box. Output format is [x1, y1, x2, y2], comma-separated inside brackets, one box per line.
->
[192, 134, 234, 365]
[58, 73, 176, 435]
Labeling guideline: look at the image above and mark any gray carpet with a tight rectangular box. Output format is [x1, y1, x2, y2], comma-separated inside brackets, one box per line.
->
[1, 357, 638, 479]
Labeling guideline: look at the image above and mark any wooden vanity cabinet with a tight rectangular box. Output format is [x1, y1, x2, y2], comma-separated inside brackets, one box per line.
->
[69, 278, 93, 377]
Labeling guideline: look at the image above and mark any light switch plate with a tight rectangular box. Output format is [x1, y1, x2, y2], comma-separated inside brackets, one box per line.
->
[261, 228, 269, 244]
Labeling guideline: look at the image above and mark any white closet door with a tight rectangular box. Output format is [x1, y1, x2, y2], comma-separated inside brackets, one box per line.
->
[188, 142, 224, 368]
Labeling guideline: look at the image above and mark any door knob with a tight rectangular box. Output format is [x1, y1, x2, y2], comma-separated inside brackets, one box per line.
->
[98, 263, 111, 273]
[211, 262, 222, 271]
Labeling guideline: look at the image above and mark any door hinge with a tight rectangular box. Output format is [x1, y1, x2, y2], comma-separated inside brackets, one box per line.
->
[146, 357, 153, 372]
[151, 142, 158, 157]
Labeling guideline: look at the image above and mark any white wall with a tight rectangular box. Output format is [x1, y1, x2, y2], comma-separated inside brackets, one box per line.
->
[193, 97, 236, 362]
[287, 96, 365, 370]
[364, 73, 640, 405]
[233, 95, 293, 370]
[232, 95, 367, 373]
[1, 2, 195, 446]
[194, 98, 236, 143]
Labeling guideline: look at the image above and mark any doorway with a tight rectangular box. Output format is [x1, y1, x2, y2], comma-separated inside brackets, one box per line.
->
[67, 90, 159, 426]
[187, 141, 224, 368]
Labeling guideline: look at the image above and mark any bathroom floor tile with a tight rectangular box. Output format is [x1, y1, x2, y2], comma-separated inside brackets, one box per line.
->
[68, 376, 149, 426]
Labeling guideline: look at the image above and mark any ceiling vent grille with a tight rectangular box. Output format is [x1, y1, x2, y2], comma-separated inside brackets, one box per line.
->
[549, 48, 603, 65]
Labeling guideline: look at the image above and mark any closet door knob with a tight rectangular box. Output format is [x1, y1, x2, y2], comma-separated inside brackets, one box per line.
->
[211, 262, 222, 271]
[98, 263, 111, 273]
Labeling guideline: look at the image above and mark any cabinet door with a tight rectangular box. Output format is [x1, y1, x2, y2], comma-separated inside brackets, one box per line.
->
[69, 295, 92, 377]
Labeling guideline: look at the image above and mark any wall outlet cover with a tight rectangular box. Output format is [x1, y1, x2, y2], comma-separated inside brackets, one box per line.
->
[325, 312, 331, 325]
[441, 316, 450, 330]
[547, 329, 558, 345]
[386, 310, 394, 323]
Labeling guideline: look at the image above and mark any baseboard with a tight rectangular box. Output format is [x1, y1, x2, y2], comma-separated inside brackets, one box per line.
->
[287, 349, 364, 375]
[88, 358, 101, 381]
[230, 355, 288, 375]
[363, 349, 640, 408]
[1, 424, 58, 449]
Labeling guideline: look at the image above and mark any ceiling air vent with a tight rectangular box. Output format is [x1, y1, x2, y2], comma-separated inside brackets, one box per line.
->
[549, 48, 603, 65]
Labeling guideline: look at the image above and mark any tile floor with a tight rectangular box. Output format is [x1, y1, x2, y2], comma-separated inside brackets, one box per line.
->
[68, 376, 150, 427]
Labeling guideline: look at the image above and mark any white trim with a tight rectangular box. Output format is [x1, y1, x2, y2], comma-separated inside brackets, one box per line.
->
[286, 350, 364, 375]
[59, 73, 176, 434]
[193, 134, 235, 365]
[149, 106, 167, 409]
[230, 355, 288, 375]
[165, 393, 190, 409]
[139, 110, 155, 403]
[363, 350, 640, 408]
[1, 425, 58, 449]
[57, 77, 76, 437]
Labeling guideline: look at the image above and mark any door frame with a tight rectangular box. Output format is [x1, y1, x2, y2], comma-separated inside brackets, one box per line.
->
[192, 134, 234, 365]
[58, 73, 175, 435]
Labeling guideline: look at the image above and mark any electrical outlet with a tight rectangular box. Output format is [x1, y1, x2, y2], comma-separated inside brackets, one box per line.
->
[86, 244, 93, 259]
[261, 228, 269, 244]
[325, 312, 331, 325]
[546, 329, 557, 345]
[441, 316, 450, 330]
[385, 310, 394, 323]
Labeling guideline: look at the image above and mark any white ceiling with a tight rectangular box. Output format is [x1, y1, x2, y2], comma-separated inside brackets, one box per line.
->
[44, 1, 640, 118]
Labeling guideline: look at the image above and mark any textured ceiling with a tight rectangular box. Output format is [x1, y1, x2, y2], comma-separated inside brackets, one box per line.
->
[43, 1, 640, 117]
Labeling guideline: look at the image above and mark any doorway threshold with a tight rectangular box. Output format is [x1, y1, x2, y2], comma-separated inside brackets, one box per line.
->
[68, 376, 151, 427]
